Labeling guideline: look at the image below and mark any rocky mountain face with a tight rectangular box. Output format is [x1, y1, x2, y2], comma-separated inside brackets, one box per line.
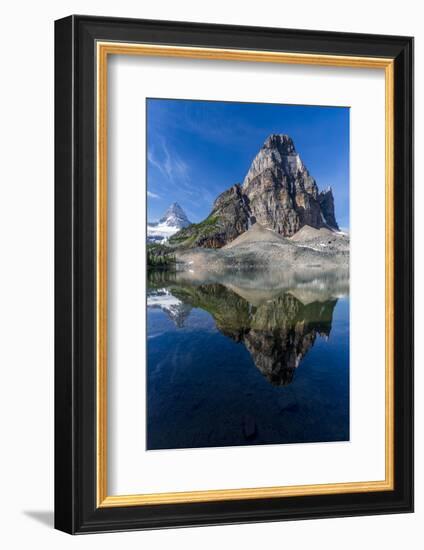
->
[169, 134, 339, 248]
[170, 184, 250, 248]
[147, 202, 191, 243]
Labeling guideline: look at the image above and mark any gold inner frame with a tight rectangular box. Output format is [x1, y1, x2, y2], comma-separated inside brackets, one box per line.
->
[96, 42, 395, 508]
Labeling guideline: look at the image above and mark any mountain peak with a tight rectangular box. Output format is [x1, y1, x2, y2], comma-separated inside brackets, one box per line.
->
[167, 134, 340, 247]
[147, 202, 191, 243]
[242, 133, 303, 189]
[159, 202, 190, 226]
[263, 134, 296, 154]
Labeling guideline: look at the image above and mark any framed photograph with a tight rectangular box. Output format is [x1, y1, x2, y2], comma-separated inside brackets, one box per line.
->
[54, 15, 413, 534]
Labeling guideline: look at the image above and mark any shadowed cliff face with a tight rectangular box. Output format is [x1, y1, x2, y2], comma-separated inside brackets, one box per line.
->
[147, 271, 339, 386]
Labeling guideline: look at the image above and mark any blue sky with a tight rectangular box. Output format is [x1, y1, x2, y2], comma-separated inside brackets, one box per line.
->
[147, 99, 350, 229]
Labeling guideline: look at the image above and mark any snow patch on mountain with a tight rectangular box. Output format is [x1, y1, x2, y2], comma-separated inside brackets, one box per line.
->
[147, 202, 191, 243]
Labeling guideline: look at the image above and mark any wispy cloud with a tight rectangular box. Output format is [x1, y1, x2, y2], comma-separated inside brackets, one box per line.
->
[147, 137, 215, 220]
[147, 150, 164, 175]
[147, 190, 160, 199]
[147, 143, 189, 185]
[162, 141, 190, 184]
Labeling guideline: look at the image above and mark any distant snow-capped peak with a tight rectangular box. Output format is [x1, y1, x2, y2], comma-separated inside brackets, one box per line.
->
[147, 202, 191, 243]
[159, 202, 190, 228]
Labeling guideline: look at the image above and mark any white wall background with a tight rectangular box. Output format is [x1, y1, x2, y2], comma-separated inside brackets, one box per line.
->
[0, 0, 420, 548]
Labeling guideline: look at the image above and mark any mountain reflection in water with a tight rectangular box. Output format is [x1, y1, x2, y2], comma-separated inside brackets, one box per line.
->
[147, 269, 349, 450]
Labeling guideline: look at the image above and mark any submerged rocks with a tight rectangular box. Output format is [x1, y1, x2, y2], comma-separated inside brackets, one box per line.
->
[243, 415, 257, 439]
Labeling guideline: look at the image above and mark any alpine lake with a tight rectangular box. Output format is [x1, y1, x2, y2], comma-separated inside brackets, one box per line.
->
[146, 266, 349, 451]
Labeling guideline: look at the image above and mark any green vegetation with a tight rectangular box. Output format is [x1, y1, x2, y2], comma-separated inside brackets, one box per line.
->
[168, 215, 222, 248]
[168, 283, 252, 332]
[147, 244, 176, 269]
[147, 269, 177, 287]
[196, 214, 219, 227]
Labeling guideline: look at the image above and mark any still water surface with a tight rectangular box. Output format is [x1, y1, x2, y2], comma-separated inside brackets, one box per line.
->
[147, 269, 349, 450]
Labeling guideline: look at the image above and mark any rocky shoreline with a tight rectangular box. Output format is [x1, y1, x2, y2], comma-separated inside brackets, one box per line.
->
[176, 223, 349, 274]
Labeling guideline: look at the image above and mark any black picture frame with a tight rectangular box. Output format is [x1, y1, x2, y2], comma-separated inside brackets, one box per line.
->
[55, 15, 414, 534]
